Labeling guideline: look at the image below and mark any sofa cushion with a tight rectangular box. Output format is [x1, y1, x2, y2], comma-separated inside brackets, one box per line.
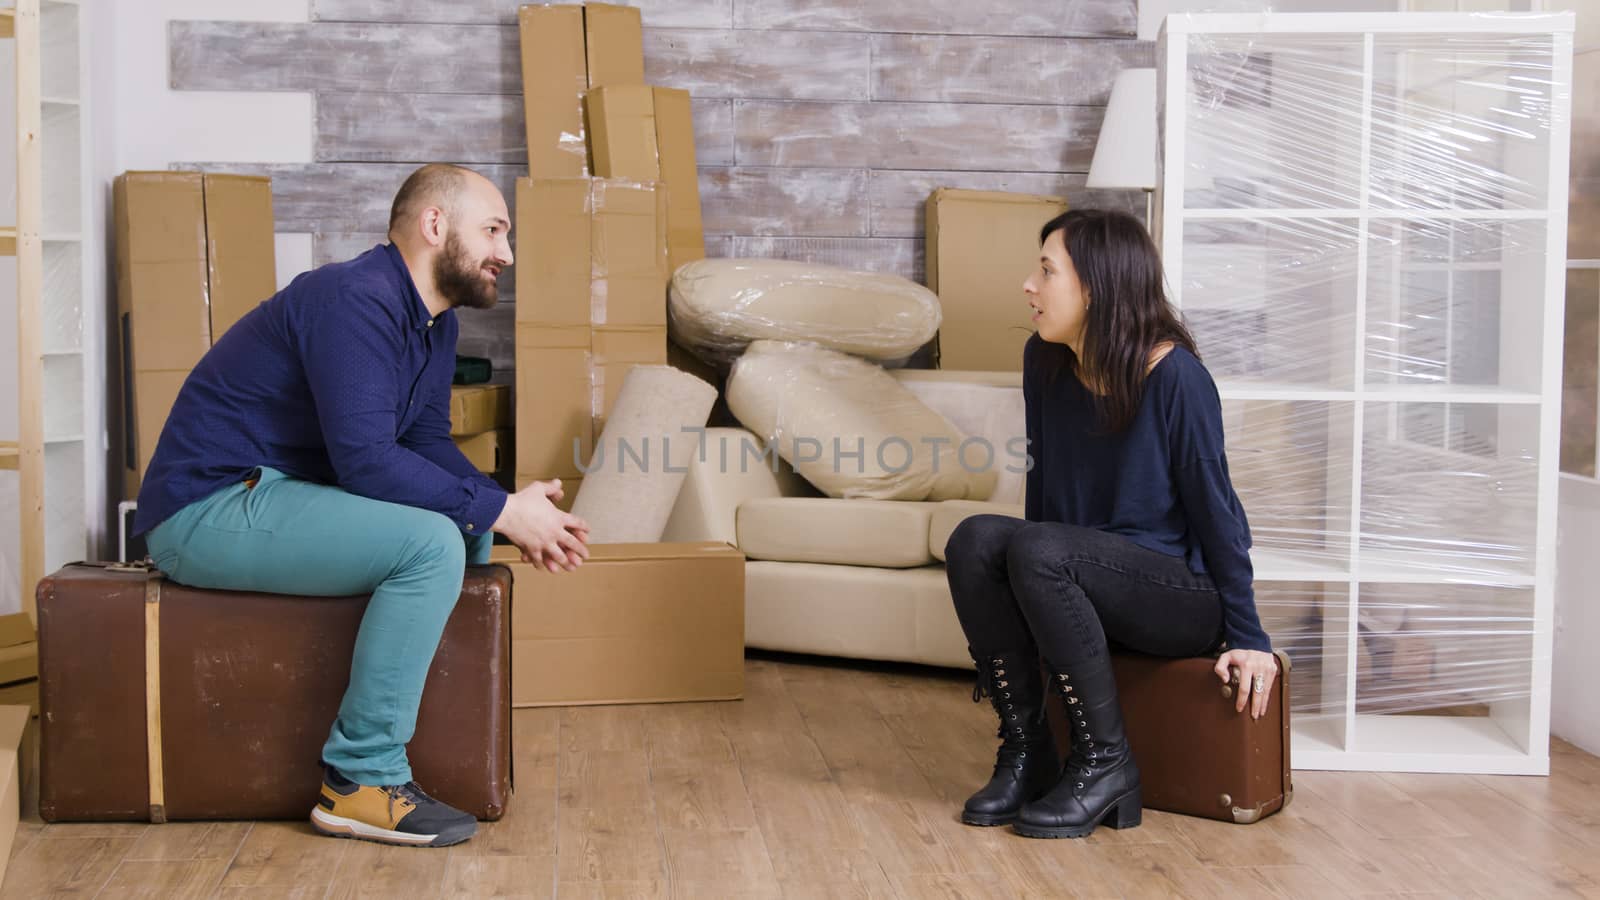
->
[669, 258, 941, 366]
[744, 561, 969, 668]
[929, 500, 1027, 562]
[893, 372, 1026, 507]
[727, 341, 996, 501]
[738, 497, 936, 568]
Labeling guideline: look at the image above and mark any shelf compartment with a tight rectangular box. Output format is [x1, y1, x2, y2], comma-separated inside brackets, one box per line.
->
[1225, 398, 1356, 570]
[1179, 32, 1367, 212]
[41, 238, 82, 354]
[1257, 581, 1351, 747]
[1351, 582, 1533, 720]
[43, 439, 85, 574]
[1298, 714, 1544, 774]
[1365, 218, 1548, 394]
[1367, 33, 1556, 213]
[1359, 401, 1541, 580]
[1178, 218, 1361, 388]
[41, 353, 82, 444]
[42, 101, 81, 235]
[40, 1, 78, 102]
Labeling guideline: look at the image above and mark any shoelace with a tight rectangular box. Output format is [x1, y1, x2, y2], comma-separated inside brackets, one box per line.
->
[382, 782, 425, 823]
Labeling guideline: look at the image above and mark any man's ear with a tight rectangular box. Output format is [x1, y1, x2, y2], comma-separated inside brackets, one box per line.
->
[419, 206, 448, 247]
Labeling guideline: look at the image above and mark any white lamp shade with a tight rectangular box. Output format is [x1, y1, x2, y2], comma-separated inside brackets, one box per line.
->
[1086, 68, 1157, 191]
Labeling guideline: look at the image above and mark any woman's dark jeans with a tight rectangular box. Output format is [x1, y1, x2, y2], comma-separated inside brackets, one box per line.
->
[945, 515, 1224, 669]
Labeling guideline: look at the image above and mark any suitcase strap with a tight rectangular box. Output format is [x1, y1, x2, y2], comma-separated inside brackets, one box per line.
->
[143, 574, 166, 824]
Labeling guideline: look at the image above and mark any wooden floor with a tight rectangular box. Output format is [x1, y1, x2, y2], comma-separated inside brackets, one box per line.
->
[5, 655, 1600, 899]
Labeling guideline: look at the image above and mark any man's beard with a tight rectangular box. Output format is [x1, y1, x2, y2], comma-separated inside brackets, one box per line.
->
[433, 232, 499, 310]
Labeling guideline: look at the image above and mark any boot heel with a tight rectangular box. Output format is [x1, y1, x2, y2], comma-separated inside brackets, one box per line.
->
[1103, 791, 1142, 829]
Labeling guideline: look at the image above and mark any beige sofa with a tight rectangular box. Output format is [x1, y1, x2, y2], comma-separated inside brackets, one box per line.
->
[662, 370, 1026, 668]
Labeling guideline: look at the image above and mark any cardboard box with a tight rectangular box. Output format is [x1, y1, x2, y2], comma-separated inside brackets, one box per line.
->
[490, 542, 745, 706]
[0, 613, 37, 718]
[587, 85, 660, 181]
[519, 4, 589, 177]
[455, 429, 512, 473]
[0, 705, 28, 888]
[115, 172, 211, 371]
[0, 683, 37, 718]
[516, 178, 593, 327]
[590, 326, 667, 434]
[583, 3, 645, 89]
[125, 369, 187, 494]
[925, 189, 1069, 371]
[450, 384, 511, 438]
[204, 174, 277, 339]
[652, 87, 707, 274]
[518, 3, 643, 176]
[591, 180, 668, 328]
[513, 474, 582, 512]
[587, 85, 706, 276]
[515, 325, 594, 480]
[115, 171, 277, 499]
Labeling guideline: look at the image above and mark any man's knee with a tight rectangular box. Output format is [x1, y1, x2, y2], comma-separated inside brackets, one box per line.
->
[946, 514, 1022, 568]
[403, 512, 466, 572]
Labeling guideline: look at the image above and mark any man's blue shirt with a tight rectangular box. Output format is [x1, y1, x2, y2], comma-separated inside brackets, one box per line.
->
[134, 243, 507, 537]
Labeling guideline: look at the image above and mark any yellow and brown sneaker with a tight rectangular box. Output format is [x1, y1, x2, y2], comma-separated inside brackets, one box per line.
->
[309, 766, 477, 847]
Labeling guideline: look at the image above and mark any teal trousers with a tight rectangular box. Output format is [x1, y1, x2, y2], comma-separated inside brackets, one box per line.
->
[146, 467, 492, 785]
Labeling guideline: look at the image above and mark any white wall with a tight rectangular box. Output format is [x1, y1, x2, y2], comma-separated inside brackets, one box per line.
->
[99, 0, 315, 284]
[77, 0, 314, 565]
[1555, 477, 1600, 755]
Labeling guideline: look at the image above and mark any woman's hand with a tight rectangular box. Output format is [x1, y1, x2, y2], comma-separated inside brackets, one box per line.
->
[1214, 649, 1278, 720]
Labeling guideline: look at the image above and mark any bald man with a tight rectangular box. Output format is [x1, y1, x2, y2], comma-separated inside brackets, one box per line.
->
[136, 163, 589, 847]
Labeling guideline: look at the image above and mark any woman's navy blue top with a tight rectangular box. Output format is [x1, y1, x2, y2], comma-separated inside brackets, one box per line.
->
[1024, 336, 1271, 652]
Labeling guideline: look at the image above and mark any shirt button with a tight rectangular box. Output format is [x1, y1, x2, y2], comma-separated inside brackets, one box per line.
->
[427, 319, 435, 327]
[467, 524, 475, 530]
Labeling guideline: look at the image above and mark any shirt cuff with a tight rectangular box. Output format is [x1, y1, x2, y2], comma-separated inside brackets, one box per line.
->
[460, 484, 508, 536]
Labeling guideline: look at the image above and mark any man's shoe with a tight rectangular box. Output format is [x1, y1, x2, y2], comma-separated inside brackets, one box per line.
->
[309, 766, 477, 848]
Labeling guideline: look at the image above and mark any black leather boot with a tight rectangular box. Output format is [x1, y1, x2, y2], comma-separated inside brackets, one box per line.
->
[962, 650, 1059, 826]
[1014, 656, 1142, 838]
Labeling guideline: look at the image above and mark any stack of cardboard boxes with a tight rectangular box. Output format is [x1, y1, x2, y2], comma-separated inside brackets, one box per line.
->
[509, 4, 739, 707]
[513, 3, 706, 501]
[114, 172, 277, 499]
[449, 384, 514, 480]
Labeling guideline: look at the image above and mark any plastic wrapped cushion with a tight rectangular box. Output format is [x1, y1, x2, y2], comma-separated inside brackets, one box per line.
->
[726, 341, 996, 502]
[668, 258, 941, 366]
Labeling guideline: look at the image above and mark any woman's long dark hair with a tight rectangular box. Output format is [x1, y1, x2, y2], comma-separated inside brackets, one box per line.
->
[1037, 208, 1197, 434]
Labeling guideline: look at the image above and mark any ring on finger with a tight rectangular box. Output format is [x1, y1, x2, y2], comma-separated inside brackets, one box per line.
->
[1252, 674, 1266, 694]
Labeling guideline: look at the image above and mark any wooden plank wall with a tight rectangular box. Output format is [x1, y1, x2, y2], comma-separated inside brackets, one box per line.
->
[170, 1, 1150, 373]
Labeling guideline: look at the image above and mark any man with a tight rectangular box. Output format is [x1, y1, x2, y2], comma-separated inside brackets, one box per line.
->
[135, 163, 589, 848]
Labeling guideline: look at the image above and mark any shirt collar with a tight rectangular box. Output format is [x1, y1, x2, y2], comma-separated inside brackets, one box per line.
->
[381, 242, 446, 333]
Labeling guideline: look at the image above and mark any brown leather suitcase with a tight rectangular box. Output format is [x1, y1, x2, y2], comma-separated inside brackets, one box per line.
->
[36, 562, 513, 823]
[1049, 651, 1292, 824]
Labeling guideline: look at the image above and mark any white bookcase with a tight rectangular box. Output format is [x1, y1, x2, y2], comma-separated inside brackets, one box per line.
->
[4, 0, 92, 620]
[1158, 12, 1573, 774]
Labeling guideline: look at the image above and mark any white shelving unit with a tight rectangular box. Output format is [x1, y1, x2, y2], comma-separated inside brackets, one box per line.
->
[5, 0, 91, 620]
[1158, 12, 1573, 774]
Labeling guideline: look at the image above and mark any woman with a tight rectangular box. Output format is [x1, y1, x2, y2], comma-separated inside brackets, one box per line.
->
[944, 209, 1277, 839]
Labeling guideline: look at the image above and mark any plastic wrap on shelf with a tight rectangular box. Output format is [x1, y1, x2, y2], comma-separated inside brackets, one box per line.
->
[1166, 15, 1568, 722]
[725, 341, 996, 502]
[668, 258, 941, 368]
